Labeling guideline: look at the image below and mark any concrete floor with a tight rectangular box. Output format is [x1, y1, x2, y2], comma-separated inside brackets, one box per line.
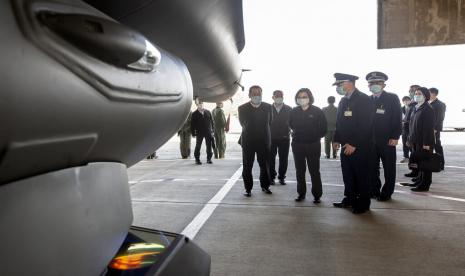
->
[128, 133, 465, 276]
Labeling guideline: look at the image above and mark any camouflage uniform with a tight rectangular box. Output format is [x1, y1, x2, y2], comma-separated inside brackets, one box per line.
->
[212, 107, 227, 158]
[178, 112, 192, 158]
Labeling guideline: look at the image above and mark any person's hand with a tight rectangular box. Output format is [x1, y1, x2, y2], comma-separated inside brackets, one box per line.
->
[333, 143, 340, 150]
[343, 144, 356, 155]
[388, 139, 398, 146]
[423, 145, 430, 150]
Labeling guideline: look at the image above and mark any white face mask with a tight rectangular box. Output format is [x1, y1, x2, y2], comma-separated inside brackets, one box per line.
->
[274, 98, 283, 105]
[197, 104, 203, 110]
[369, 84, 383, 94]
[297, 98, 310, 106]
[250, 96, 262, 105]
[414, 95, 425, 104]
[336, 86, 345, 95]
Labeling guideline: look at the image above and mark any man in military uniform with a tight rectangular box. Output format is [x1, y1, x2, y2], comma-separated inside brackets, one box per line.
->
[429, 88, 446, 171]
[366, 71, 402, 201]
[239, 85, 273, 197]
[212, 102, 227, 159]
[322, 96, 338, 159]
[178, 111, 192, 159]
[332, 73, 374, 214]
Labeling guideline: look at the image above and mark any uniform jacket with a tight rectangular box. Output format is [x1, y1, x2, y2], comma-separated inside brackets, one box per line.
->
[271, 103, 292, 140]
[403, 101, 417, 135]
[333, 90, 374, 148]
[371, 91, 402, 145]
[191, 109, 214, 137]
[178, 111, 192, 135]
[322, 104, 338, 131]
[430, 99, 446, 132]
[289, 105, 327, 144]
[238, 102, 273, 146]
[408, 103, 435, 147]
[212, 107, 226, 130]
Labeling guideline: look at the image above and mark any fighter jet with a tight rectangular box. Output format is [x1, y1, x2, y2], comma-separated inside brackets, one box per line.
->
[0, 0, 244, 275]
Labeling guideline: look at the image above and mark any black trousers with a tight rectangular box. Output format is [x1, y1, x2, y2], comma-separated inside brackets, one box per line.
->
[242, 140, 272, 191]
[194, 135, 213, 161]
[434, 132, 445, 169]
[370, 143, 397, 198]
[413, 144, 433, 189]
[401, 132, 409, 158]
[292, 141, 322, 199]
[340, 146, 371, 210]
[270, 139, 290, 180]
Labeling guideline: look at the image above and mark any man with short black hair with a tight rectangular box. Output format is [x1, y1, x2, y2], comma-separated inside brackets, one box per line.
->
[429, 87, 446, 170]
[270, 90, 292, 185]
[239, 85, 273, 197]
[191, 99, 215, 165]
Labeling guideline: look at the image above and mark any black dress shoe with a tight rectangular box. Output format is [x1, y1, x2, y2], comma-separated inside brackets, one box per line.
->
[243, 191, 251, 197]
[411, 186, 429, 192]
[195, 160, 202, 165]
[377, 195, 391, 202]
[404, 172, 418, 177]
[279, 179, 286, 185]
[352, 208, 369, 214]
[270, 180, 276, 185]
[333, 201, 351, 208]
[313, 198, 321, 204]
[207, 160, 213, 164]
[294, 196, 305, 202]
[262, 188, 272, 194]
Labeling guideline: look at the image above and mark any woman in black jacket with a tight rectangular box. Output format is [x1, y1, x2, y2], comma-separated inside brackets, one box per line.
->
[408, 87, 435, 191]
[289, 88, 327, 203]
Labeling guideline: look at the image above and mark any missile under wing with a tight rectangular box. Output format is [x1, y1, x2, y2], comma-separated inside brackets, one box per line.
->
[0, 0, 244, 275]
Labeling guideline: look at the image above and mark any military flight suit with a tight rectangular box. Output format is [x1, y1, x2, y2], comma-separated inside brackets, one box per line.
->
[212, 106, 227, 158]
[334, 90, 374, 211]
[178, 111, 192, 159]
[322, 103, 338, 158]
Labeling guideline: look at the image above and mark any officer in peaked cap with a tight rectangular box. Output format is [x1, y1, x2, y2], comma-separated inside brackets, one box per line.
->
[332, 73, 374, 214]
[366, 71, 402, 202]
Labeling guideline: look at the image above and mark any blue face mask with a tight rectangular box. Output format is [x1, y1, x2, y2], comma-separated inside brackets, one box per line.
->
[274, 98, 283, 105]
[370, 84, 383, 94]
[336, 86, 345, 95]
[251, 96, 262, 105]
[414, 95, 425, 104]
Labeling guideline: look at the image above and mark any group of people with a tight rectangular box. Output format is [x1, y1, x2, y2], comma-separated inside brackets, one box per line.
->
[237, 71, 446, 214]
[178, 99, 229, 164]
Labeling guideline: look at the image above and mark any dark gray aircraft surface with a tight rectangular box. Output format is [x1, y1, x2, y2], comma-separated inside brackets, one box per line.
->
[0, 0, 244, 275]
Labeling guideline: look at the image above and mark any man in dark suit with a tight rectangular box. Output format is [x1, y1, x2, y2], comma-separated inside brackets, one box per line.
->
[366, 71, 402, 201]
[404, 85, 420, 178]
[400, 96, 412, 163]
[270, 90, 292, 185]
[191, 99, 215, 165]
[239, 85, 273, 197]
[332, 73, 374, 214]
[429, 87, 446, 171]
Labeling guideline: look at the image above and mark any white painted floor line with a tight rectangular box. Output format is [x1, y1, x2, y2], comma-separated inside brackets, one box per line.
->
[445, 165, 465, 170]
[395, 187, 465, 203]
[181, 166, 243, 240]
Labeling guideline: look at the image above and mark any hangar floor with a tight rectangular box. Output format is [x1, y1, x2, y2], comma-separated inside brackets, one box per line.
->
[128, 133, 465, 276]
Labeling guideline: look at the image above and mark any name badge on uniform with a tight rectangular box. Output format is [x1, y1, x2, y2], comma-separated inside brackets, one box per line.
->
[376, 108, 385, 114]
[344, 110, 352, 117]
